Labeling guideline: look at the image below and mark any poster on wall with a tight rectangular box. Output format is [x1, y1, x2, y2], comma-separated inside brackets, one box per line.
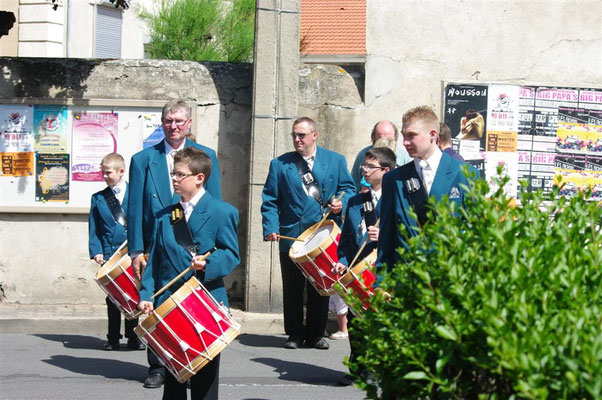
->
[444, 83, 602, 199]
[71, 112, 118, 182]
[35, 153, 69, 202]
[444, 84, 488, 152]
[1, 152, 34, 176]
[142, 113, 164, 149]
[33, 105, 69, 153]
[0, 105, 34, 152]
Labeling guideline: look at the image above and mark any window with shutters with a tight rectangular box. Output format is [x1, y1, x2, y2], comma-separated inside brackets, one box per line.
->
[94, 5, 122, 58]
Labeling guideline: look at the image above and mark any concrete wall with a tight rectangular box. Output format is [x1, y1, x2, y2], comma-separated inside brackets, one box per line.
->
[0, 0, 19, 57]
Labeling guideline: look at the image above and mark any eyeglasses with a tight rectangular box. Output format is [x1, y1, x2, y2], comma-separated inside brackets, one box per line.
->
[170, 171, 195, 181]
[360, 163, 386, 171]
[291, 132, 313, 139]
[163, 119, 189, 127]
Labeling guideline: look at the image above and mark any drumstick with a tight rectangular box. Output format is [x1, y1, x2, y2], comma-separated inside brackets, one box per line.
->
[314, 191, 346, 233]
[151, 249, 213, 300]
[276, 234, 304, 242]
[347, 218, 380, 270]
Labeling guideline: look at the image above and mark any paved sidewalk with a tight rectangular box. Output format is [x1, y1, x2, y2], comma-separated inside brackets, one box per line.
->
[0, 303, 285, 335]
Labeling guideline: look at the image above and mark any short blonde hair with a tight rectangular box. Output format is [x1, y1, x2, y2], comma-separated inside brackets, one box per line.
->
[402, 106, 439, 133]
[373, 137, 396, 152]
[100, 153, 125, 170]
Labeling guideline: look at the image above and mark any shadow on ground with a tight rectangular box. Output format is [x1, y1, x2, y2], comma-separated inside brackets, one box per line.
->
[236, 333, 286, 348]
[42, 355, 147, 381]
[34, 334, 109, 350]
[251, 357, 345, 386]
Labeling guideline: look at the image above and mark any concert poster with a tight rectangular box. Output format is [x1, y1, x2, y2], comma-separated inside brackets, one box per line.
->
[0, 105, 34, 153]
[71, 112, 118, 182]
[444, 84, 488, 152]
[33, 105, 69, 153]
[35, 153, 70, 202]
[484, 151, 519, 199]
[142, 112, 164, 149]
[0, 152, 34, 176]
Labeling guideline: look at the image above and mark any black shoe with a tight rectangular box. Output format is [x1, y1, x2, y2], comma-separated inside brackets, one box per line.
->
[126, 337, 145, 351]
[143, 372, 164, 389]
[103, 341, 119, 351]
[338, 374, 355, 386]
[306, 337, 330, 350]
[283, 336, 303, 349]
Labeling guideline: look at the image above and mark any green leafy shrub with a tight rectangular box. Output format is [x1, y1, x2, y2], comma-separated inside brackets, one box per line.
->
[345, 174, 602, 399]
[139, 0, 254, 62]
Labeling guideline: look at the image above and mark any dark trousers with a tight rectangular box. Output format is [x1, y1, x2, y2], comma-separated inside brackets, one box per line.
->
[148, 348, 166, 377]
[106, 297, 137, 342]
[162, 354, 220, 400]
[347, 311, 365, 376]
[279, 252, 329, 342]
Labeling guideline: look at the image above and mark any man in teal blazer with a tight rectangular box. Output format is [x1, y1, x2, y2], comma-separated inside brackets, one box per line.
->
[377, 106, 478, 274]
[127, 100, 222, 388]
[261, 117, 356, 350]
[138, 147, 239, 400]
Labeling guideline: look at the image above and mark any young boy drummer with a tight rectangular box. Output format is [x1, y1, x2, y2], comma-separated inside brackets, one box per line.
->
[89, 153, 144, 351]
[137, 147, 240, 400]
[333, 147, 396, 385]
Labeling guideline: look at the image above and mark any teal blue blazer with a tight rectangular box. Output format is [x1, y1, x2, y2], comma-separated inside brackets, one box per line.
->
[337, 193, 381, 267]
[127, 139, 221, 254]
[261, 146, 356, 252]
[88, 184, 128, 259]
[376, 152, 478, 272]
[139, 193, 240, 307]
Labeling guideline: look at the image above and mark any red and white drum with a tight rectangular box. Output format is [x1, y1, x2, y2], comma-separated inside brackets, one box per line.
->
[134, 277, 241, 384]
[336, 249, 377, 314]
[94, 241, 141, 320]
[289, 220, 341, 296]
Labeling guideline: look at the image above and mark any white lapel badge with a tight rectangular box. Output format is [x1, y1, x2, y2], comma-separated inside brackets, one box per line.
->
[405, 178, 421, 193]
[449, 186, 460, 199]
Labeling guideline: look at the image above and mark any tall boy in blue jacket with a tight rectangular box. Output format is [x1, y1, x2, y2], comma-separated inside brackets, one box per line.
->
[137, 147, 239, 400]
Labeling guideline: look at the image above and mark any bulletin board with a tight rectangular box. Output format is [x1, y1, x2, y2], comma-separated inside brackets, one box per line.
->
[442, 83, 602, 201]
[0, 99, 192, 213]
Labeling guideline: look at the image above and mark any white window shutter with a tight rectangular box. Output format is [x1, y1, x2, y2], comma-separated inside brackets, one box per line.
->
[95, 6, 122, 58]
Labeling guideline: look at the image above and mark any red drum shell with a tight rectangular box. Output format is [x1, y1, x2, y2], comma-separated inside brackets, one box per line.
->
[134, 277, 241, 384]
[336, 249, 377, 313]
[94, 241, 141, 320]
[288, 220, 341, 296]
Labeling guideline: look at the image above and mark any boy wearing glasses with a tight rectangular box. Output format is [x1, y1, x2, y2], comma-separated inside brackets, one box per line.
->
[127, 100, 222, 388]
[332, 147, 396, 385]
[137, 147, 239, 400]
[261, 117, 356, 350]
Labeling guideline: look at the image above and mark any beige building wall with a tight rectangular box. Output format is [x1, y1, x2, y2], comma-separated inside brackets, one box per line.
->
[0, 0, 19, 56]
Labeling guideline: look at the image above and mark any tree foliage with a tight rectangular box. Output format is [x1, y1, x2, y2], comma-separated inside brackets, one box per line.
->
[343, 172, 602, 399]
[139, 0, 254, 63]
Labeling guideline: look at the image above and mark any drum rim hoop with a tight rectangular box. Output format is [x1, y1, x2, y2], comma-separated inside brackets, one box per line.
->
[288, 220, 341, 261]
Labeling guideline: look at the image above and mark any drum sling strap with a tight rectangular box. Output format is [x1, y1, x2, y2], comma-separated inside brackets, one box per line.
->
[170, 204, 204, 280]
[294, 153, 324, 207]
[102, 187, 127, 228]
[362, 191, 377, 228]
[400, 163, 430, 227]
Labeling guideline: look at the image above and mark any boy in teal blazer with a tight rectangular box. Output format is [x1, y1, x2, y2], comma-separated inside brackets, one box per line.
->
[138, 147, 239, 400]
[89, 153, 143, 351]
[377, 106, 479, 274]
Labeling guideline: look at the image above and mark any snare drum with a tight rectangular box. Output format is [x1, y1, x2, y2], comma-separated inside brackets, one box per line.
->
[289, 220, 341, 296]
[336, 249, 377, 314]
[134, 277, 241, 384]
[94, 241, 141, 320]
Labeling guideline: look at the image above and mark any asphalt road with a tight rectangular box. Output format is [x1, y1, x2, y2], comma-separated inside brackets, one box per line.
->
[0, 332, 365, 400]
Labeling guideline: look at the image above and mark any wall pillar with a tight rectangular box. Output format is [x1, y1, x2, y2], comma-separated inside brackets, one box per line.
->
[245, 0, 300, 312]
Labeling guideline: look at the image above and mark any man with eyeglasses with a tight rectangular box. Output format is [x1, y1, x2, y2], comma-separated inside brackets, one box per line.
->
[261, 117, 355, 350]
[377, 106, 479, 276]
[350, 120, 412, 190]
[127, 99, 222, 389]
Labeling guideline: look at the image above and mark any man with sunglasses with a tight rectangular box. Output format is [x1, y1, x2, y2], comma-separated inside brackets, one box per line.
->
[261, 117, 355, 350]
[127, 99, 222, 389]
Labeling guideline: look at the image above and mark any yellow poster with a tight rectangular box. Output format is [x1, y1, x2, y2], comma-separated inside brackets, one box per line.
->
[0, 152, 34, 176]
[486, 131, 517, 152]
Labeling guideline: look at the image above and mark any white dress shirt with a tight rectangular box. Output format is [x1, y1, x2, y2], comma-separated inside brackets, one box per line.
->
[165, 141, 186, 194]
[413, 147, 442, 194]
[179, 187, 206, 221]
[111, 181, 127, 205]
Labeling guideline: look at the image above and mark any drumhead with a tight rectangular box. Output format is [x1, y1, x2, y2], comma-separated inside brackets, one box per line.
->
[290, 224, 334, 257]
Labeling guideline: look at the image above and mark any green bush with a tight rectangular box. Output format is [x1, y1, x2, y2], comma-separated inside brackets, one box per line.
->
[344, 174, 602, 399]
[139, 0, 254, 62]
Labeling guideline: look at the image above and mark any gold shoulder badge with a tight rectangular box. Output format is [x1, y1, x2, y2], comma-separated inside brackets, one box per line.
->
[171, 206, 184, 224]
